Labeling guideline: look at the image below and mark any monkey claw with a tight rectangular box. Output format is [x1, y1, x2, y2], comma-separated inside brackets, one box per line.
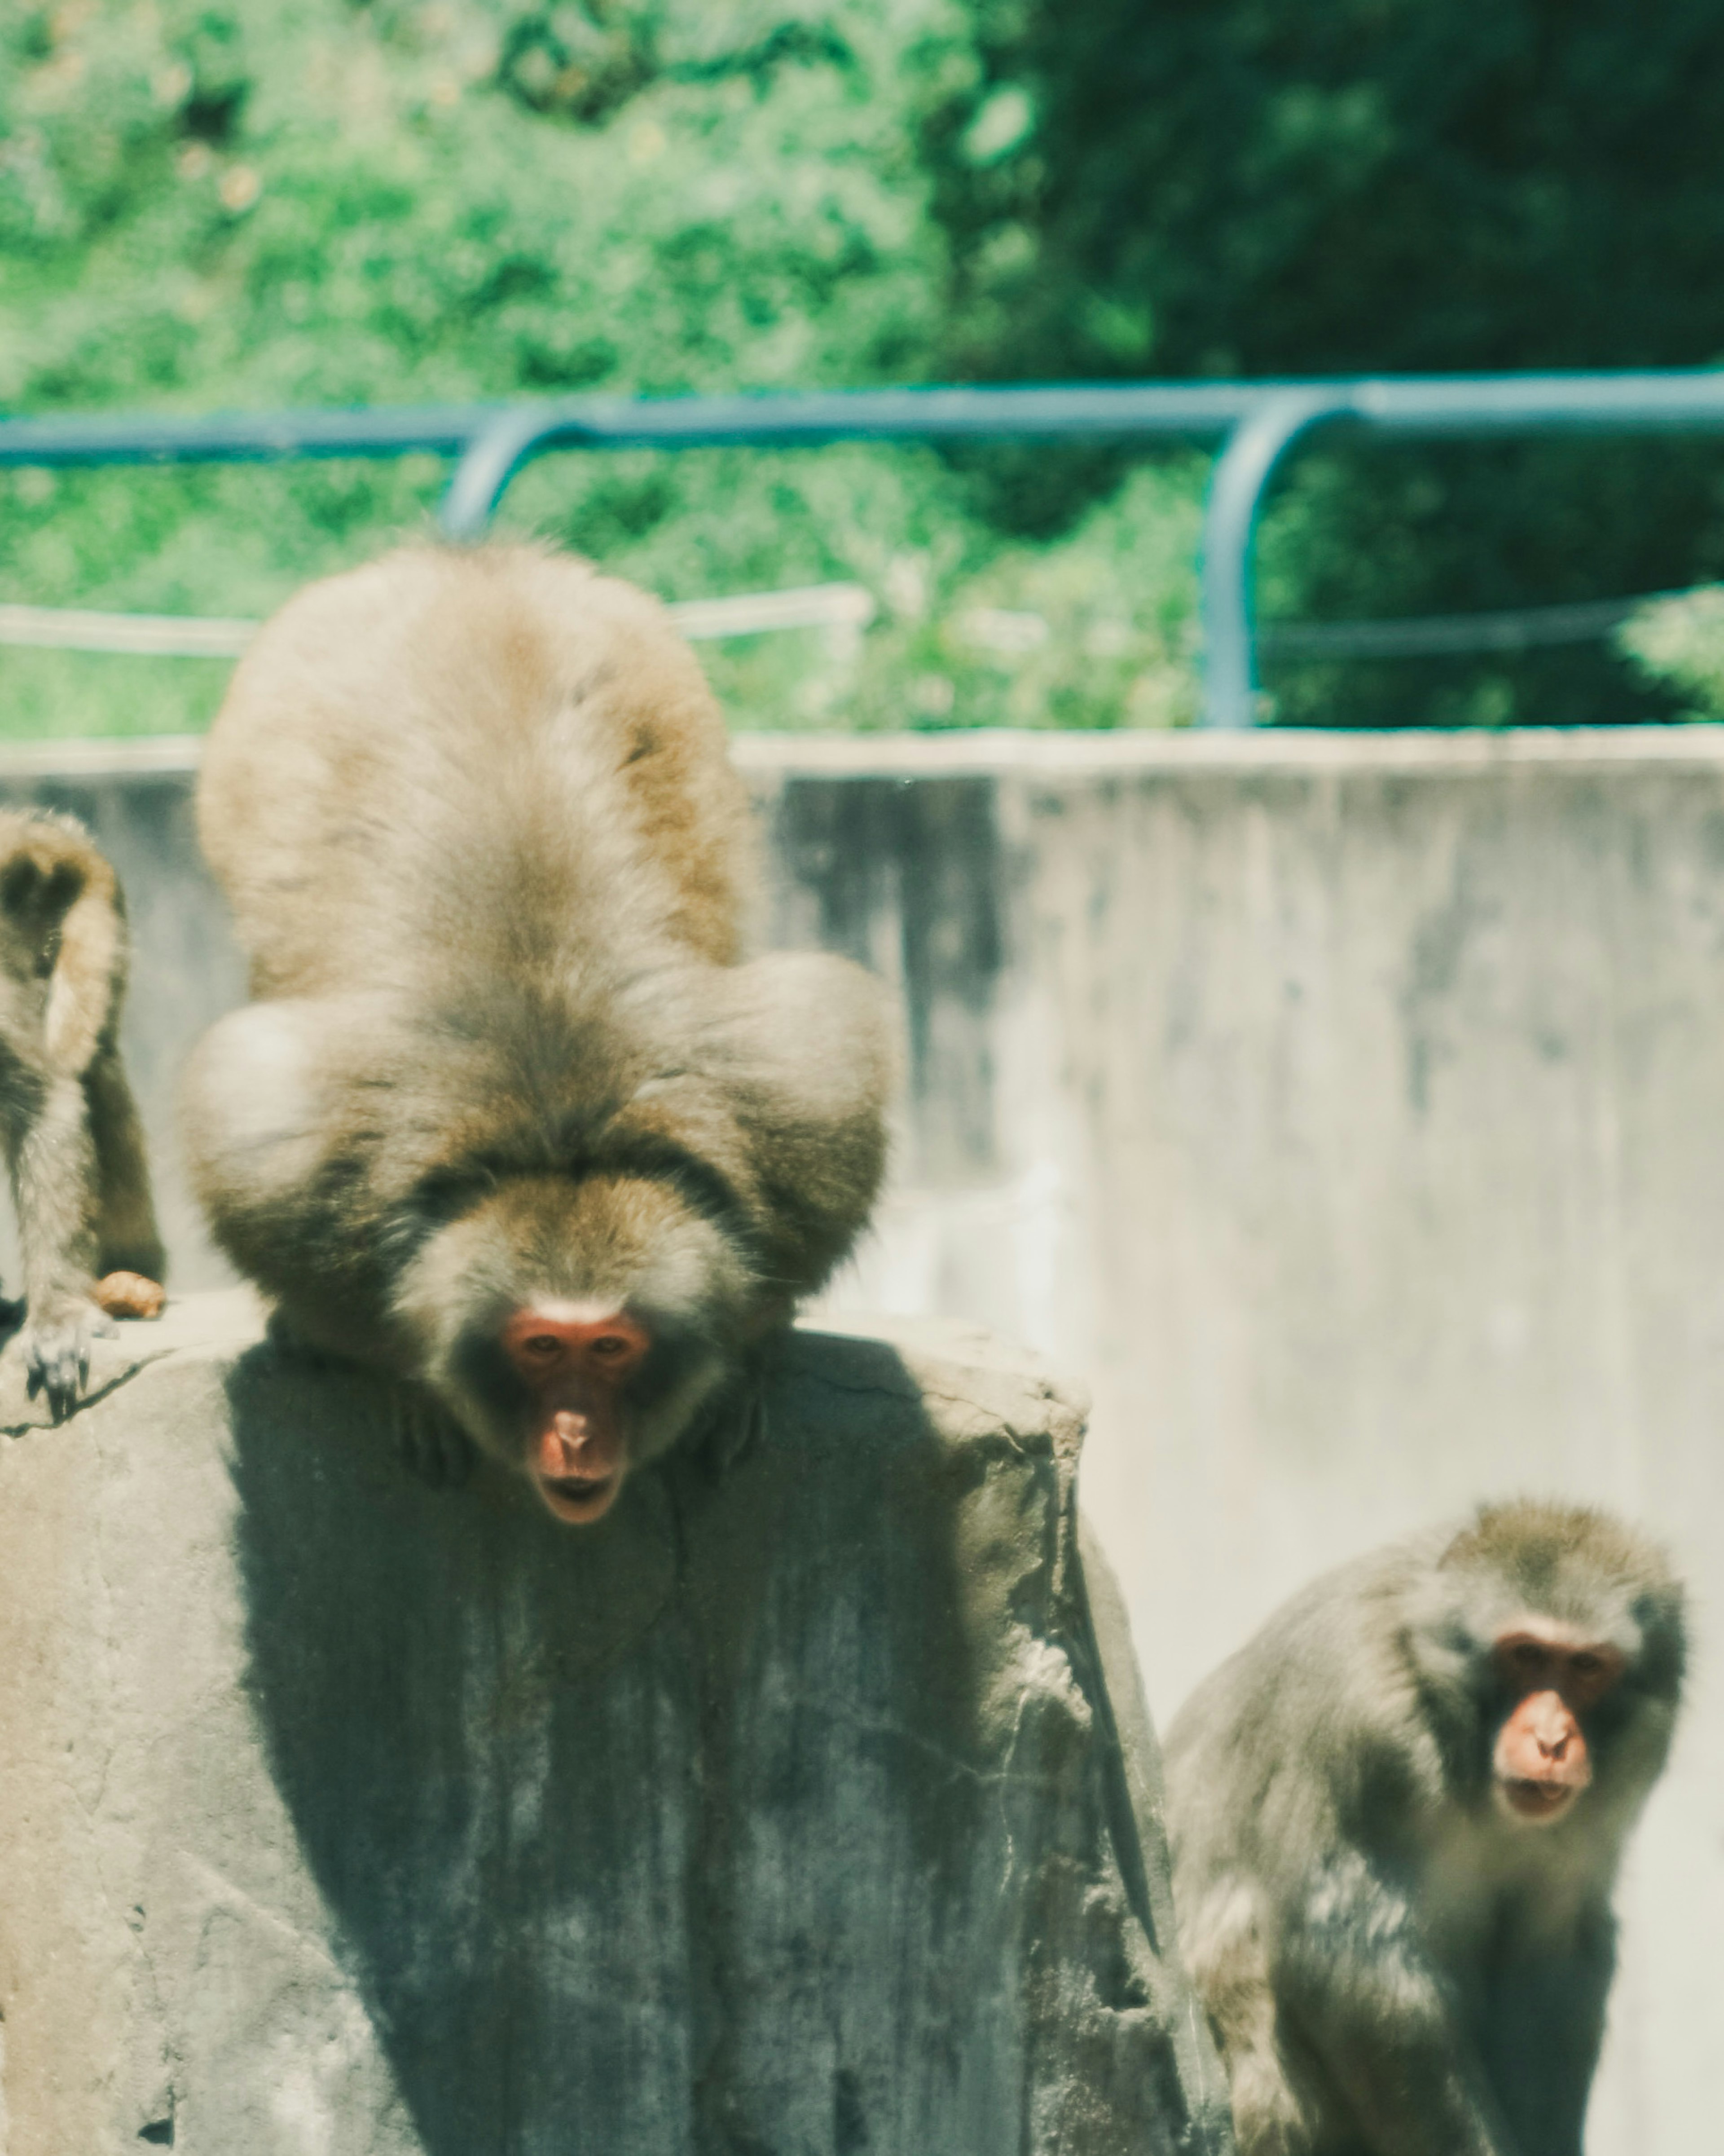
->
[0, 1292, 1230, 2156]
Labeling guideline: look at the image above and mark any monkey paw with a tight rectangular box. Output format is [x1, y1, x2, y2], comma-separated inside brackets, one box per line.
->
[395, 1385, 475, 1490]
[22, 1297, 115, 1424]
[265, 1308, 343, 1371]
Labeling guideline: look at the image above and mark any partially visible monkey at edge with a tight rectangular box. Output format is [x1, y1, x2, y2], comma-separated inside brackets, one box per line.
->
[0, 810, 166, 1417]
[182, 542, 893, 1525]
[1165, 1500, 1685, 2156]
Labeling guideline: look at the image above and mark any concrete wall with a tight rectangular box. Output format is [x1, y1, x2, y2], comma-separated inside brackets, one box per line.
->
[5, 724, 1724, 2150]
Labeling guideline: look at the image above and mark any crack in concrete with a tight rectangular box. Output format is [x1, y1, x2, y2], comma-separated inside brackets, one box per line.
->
[0, 1346, 178, 1437]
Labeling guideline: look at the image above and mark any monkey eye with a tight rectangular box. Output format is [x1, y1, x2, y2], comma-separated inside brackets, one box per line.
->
[521, 1334, 563, 1360]
[1570, 1652, 1601, 1677]
[589, 1334, 631, 1358]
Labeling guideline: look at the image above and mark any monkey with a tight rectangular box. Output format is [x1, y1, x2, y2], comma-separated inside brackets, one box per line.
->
[1163, 1500, 1686, 2156]
[0, 810, 167, 1418]
[181, 542, 893, 1525]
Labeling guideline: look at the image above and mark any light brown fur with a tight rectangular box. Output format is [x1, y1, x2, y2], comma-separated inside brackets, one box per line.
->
[183, 543, 893, 1509]
[1165, 1502, 1685, 2156]
[0, 810, 166, 1414]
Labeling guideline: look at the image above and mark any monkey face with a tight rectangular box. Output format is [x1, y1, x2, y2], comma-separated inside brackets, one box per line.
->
[392, 1170, 754, 1523]
[498, 1301, 651, 1522]
[1489, 1622, 1626, 1826]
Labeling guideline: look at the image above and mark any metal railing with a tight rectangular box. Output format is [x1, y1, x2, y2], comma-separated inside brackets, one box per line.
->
[4, 370, 1724, 727]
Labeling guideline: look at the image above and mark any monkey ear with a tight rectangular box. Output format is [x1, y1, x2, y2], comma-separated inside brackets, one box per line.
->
[43, 877, 121, 1076]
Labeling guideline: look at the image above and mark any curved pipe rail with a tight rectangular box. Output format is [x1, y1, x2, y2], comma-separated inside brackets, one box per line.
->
[435, 382, 1260, 538]
[1199, 390, 1362, 729]
[9, 371, 1724, 725]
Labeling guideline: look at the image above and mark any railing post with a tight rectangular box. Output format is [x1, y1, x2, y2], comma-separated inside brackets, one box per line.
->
[439, 408, 583, 539]
[1201, 389, 1358, 728]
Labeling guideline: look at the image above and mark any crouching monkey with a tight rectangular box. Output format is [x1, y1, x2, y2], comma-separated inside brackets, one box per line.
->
[0, 810, 166, 1416]
[183, 543, 894, 1525]
[1165, 1501, 1685, 2156]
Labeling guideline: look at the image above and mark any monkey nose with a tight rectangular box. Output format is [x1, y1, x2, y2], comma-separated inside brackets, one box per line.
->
[542, 1412, 605, 1481]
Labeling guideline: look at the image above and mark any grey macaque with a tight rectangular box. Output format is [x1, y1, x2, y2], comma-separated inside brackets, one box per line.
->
[1165, 1501, 1685, 2156]
[0, 809, 165, 1416]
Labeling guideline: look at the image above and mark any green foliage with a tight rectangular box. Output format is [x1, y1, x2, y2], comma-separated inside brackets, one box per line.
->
[16, 1, 1723, 736]
[1618, 586, 1724, 719]
[928, 0, 1724, 727]
[0, 0, 1201, 738]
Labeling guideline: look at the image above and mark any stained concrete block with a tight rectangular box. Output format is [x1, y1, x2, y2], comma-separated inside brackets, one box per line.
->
[0, 1292, 1230, 2156]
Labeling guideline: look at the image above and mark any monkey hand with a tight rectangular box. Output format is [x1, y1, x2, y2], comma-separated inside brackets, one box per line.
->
[394, 1382, 475, 1491]
[21, 1294, 115, 1423]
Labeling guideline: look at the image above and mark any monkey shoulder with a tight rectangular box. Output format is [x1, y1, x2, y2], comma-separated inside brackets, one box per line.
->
[1170, 1564, 1446, 1838]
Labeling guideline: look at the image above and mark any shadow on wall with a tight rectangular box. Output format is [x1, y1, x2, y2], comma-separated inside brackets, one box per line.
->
[761, 771, 1006, 1187]
[223, 1328, 1206, 2155]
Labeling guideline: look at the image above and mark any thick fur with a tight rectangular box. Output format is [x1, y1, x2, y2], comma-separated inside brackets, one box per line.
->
[1165, 1502, 1685, 2156]
[0, 810, 166, 1414]
[183, 543, 893, 1482]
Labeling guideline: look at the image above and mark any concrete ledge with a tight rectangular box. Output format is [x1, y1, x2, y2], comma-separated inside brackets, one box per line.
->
[0, 1294, 1228, 2156]
[12, 720, 1724, 783]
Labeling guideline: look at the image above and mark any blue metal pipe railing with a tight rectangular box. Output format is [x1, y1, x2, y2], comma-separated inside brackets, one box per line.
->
[4, 370, 1724, 727]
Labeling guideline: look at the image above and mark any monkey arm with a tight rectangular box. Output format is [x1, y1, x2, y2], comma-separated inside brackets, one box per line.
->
[1280, 1856, 1518, 2156]
[5, 1067, 108, 1418]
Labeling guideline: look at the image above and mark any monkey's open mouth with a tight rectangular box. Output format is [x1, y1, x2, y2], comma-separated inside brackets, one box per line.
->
[537, 1471, 619, 1525]
[1503, 1778, 1577, 1821]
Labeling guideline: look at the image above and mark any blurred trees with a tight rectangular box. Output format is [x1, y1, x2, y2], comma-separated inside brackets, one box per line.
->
[0, 0, 1203, 735]
[928, 0, 1724, 724]
[7, 2, 1724, 731]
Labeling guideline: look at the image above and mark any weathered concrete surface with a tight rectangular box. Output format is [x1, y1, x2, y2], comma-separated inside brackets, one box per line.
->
[7, 725, 1724, 2149]
[0, 1291, 1230, 2156]
[748, 728, 1724, 2156]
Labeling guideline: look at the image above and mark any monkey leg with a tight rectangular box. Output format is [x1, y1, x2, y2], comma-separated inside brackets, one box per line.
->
[6, 1069, 112, 1421]
[84, 1041, 167, 1286]
[393, 1381, 475, 1490]
[1182, 1891, 1320, 2156]
[1280, 1872, 1513, 2156]
[262, 1313, 471, 1489]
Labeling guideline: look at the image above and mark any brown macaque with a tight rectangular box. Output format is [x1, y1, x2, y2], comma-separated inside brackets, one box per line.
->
[0, 810, 166, 1417]
[182, 543, 893, 1525]
[1165, 1501, 1686, 2156]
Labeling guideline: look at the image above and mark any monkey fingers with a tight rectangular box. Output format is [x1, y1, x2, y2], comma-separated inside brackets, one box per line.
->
[394, 1384, 475, 1490]
[690, 1363, 770, 1477]
[264, 1308, 368, 1375]
[21, 1296, 114, 1424]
